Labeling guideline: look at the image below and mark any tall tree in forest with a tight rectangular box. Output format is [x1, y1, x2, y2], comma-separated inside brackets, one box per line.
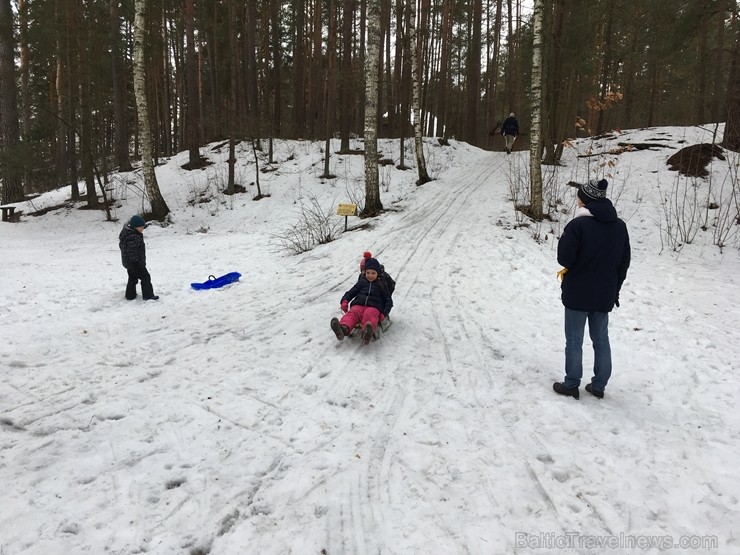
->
[110, 0, 132, 172]
[321, 0, 337, 179]
[0, 0, 24, 204]
[339, 0, 355, 153]
[184, 0, 201, 168]
[466, 0, 482, 144]
[18, 0, 29, 170]
[227, 0, 237, 195]
[362, 0, 382, 216]
[436, 0, 453, 139]
[410, 0, 430, 185]
[64, 0, 80, 200]
[133, 0, 169, 219]
[245, 1, 258, 133]
[485, 0, 503, 147]
[271, 0, 282, 140]
[397, 0, 411, 168]
[528, 0, 543, 220]
[722, 13, 740, 151]
[293, 0, 307, 137]
[595, 1, 615, 135]
[75, 0, 98, 208]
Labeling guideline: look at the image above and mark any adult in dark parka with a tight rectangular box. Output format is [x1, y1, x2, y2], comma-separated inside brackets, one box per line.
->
[119, 215, 159, 300]
[501, 112, 519, 154]
[553, 179, 630, 399]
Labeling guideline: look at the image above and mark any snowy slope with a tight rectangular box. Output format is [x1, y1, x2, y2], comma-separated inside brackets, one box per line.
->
[1, 128, 738, 555]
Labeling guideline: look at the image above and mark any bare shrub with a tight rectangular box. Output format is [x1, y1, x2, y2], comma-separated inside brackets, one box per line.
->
[656, 175, 703, 252]
[274, 194, 343, 254]
[709, 152, 740, 252]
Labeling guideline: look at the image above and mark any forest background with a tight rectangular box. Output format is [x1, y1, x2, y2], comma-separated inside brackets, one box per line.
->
[0, 0, 739, 210]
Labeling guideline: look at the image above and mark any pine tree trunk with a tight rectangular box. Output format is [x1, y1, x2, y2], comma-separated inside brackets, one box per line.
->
[134, 0, 169, 219]
[293, 0, 307, 137]
[0, 0, 23, 204]
[227, 0, 237, 195]
[271, 0, 282, 137]
[18, 0, 30, 190]
[362, 0, 382, 216]
[76, 0, 98, 208]
[321, 0, 336, 179]
[722, 20, 740, 151]
[339, 0, 355, 152]
[245, 1, 258, 133]
[110, 0, 132, 172]
[437, 0, 452, 138]
[398, 0, 411, 168]
[529, 0, 544, 220]
[466, 0, 482, 145]
[410, 0, 430, 186]
[184, 0, 200, 167]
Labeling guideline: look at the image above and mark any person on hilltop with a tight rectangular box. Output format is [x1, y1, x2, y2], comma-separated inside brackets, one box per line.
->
[553, 179, 630, 400]
[119, 215, 159, 301]
[501, 112, 519, 154]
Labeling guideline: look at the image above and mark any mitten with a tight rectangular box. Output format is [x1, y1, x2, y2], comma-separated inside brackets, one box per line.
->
[341, 300, 349, 313]
[379, 313, 385, 322]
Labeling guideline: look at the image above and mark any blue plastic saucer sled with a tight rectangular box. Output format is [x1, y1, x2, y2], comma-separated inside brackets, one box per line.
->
[191, 272, 241, 290]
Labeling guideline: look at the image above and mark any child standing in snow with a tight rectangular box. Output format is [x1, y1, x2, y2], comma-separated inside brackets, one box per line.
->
[331, 257, 393, 343]
[119, 215, 159, 301]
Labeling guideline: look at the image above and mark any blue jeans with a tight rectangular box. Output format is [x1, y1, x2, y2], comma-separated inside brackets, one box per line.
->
[563, 308, 612, 390]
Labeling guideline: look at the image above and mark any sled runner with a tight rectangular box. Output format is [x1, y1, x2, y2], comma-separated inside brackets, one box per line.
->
[191, 272, 241, 290]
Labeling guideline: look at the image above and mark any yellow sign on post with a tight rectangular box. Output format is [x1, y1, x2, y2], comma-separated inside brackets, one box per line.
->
[337, 203, 358, 231]
[336, 203, 358, 216]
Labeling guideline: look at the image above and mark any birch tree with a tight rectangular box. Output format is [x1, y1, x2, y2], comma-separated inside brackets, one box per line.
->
[529, 0, 543, 220]
[410, 0, 430, 186]
[362, 0, 382, 216]
[133, 0, 169, 219]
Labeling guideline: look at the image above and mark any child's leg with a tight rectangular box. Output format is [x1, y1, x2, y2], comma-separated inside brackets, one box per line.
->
[360, 307, 381, 332]
[340, 305, 365, 330]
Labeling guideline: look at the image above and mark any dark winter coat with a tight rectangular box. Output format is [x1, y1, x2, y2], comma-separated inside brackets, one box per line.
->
[501, 116, 519, 136]
[557, 199, 631, 313]
[342, 275, 393, 316]
[119, 225, 146, 269]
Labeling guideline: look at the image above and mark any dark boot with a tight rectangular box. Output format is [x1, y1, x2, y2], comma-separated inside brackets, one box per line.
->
[361, 323, 374, 344]
[585, 383, 604, 399]
[330, 318, 347, 341]
[553, 382, 579, 400]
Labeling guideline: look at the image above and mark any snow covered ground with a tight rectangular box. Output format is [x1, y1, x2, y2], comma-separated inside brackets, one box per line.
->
[1, 126, 738, 555]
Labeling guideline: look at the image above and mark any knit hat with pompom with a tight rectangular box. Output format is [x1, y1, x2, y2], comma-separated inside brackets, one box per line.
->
[360, 251, 372, 271]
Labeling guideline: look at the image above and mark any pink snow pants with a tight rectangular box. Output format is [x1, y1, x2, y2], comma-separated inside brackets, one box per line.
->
[340, 305, 381, 332]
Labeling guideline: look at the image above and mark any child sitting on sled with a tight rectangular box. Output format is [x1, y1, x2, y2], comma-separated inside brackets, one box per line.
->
[331, 256, 393, 344]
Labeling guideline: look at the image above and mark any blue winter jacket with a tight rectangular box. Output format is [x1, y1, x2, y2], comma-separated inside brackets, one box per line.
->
[342, 275, 393, 316]
[501, 116, 519, 136]
[557, 199, 630, 313]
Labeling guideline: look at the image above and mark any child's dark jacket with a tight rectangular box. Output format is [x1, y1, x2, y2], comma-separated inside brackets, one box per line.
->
[119, 225, 146, 269]
[342, 275, 393, 316]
